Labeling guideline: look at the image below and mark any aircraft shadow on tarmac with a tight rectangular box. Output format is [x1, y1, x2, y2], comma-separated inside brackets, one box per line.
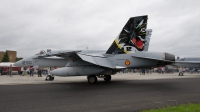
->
[49, 79, 180, 93]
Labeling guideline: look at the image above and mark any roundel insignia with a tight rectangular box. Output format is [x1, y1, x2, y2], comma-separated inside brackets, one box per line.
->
[125, 60, 130, 66]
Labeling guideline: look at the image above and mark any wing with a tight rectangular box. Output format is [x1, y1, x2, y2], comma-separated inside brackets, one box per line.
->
[34, 50, 82, 59]
[34, 50, 115, 68]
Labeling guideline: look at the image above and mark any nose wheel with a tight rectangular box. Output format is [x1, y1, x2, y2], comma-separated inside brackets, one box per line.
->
[45, 75, 54, 81]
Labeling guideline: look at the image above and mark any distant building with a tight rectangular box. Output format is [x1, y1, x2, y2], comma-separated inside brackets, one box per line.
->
[0, 50, 17, 62]
[0, 51, 5, 62]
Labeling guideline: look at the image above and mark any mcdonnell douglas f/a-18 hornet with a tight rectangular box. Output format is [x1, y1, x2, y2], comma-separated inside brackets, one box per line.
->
[14, 15, 175, 84]
[170, 57, 200, 76]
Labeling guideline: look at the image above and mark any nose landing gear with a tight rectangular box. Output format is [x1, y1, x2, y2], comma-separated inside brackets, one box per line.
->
[45, 75, 54, 81]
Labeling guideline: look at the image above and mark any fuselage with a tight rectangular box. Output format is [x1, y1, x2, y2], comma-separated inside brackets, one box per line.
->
[49, 52, 175, 77]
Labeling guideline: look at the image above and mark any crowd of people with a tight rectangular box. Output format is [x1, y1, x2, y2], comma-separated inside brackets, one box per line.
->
[0, 65, 56, 77]
[119, 67, 200, 75]
[1, 66, 199, 77]
[0, 64, 14, 77]
[18, 66, 50, 77]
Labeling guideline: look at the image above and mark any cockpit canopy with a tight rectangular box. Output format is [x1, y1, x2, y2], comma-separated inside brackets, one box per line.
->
[36, 49, 57, 55]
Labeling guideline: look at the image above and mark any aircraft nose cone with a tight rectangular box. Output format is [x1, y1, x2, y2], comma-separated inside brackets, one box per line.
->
[14, 61, 22, 67]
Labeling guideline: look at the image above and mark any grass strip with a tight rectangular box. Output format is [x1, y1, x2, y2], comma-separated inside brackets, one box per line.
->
[141, 103, 200, 112]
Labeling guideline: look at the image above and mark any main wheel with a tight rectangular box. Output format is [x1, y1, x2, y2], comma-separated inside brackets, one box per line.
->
[179, 72, 183, 76]
[50, 76, 54, 81]
[88, 75, 97, 84]
[104, 75, 111, 82]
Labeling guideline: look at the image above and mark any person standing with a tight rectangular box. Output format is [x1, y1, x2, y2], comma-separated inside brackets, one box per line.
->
[37, 67, 42, 77]
[21, 67, 24, 76]
[24, 67, 27, 76]
[141, 69, 145, 75]
[162, 67, 165, 74]
[30, 66, 34, 77]
[0, 67, 2, 76]
[9, 64, 13, 77]
[27, 67, 30, 76]
[18, 67, 21, 76]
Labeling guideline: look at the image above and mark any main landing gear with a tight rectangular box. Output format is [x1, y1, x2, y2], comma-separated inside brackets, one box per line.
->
[87, 75, 112, 84]
[45, 75, 54, 81]
[179, 72, 184, 76]
[104, 75, 111, 82]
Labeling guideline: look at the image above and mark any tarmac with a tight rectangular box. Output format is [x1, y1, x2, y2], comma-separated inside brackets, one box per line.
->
[0, 72, 200, 85]
[0, 72, 200, 112]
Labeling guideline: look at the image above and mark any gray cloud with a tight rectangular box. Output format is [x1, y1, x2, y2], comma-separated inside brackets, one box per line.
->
[0, 0, 200, 58]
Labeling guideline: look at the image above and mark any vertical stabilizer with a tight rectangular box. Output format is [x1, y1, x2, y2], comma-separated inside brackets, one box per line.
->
[143, 29, 152, 51]
[106, 15, 151, 54]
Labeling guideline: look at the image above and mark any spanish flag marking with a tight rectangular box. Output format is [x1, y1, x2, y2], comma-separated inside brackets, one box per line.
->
[125, 60, 131, 66]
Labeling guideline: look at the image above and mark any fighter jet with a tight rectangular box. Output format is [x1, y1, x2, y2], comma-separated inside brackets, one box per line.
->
[14, 15, 175, 83]
[173, 57, 200, 76]
[175, 57, 200, 68]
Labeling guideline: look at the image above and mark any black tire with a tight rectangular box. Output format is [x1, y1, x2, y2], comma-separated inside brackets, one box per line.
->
[46, 75, 51, 81]
[104, 75, 111, 82]
[51, 77, 54, 81]
[179, 72, 183, 76]
[88, 75, 97, 84]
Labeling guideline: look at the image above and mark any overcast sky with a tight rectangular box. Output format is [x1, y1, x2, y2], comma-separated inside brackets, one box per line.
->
[0, 0, 200, 58]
